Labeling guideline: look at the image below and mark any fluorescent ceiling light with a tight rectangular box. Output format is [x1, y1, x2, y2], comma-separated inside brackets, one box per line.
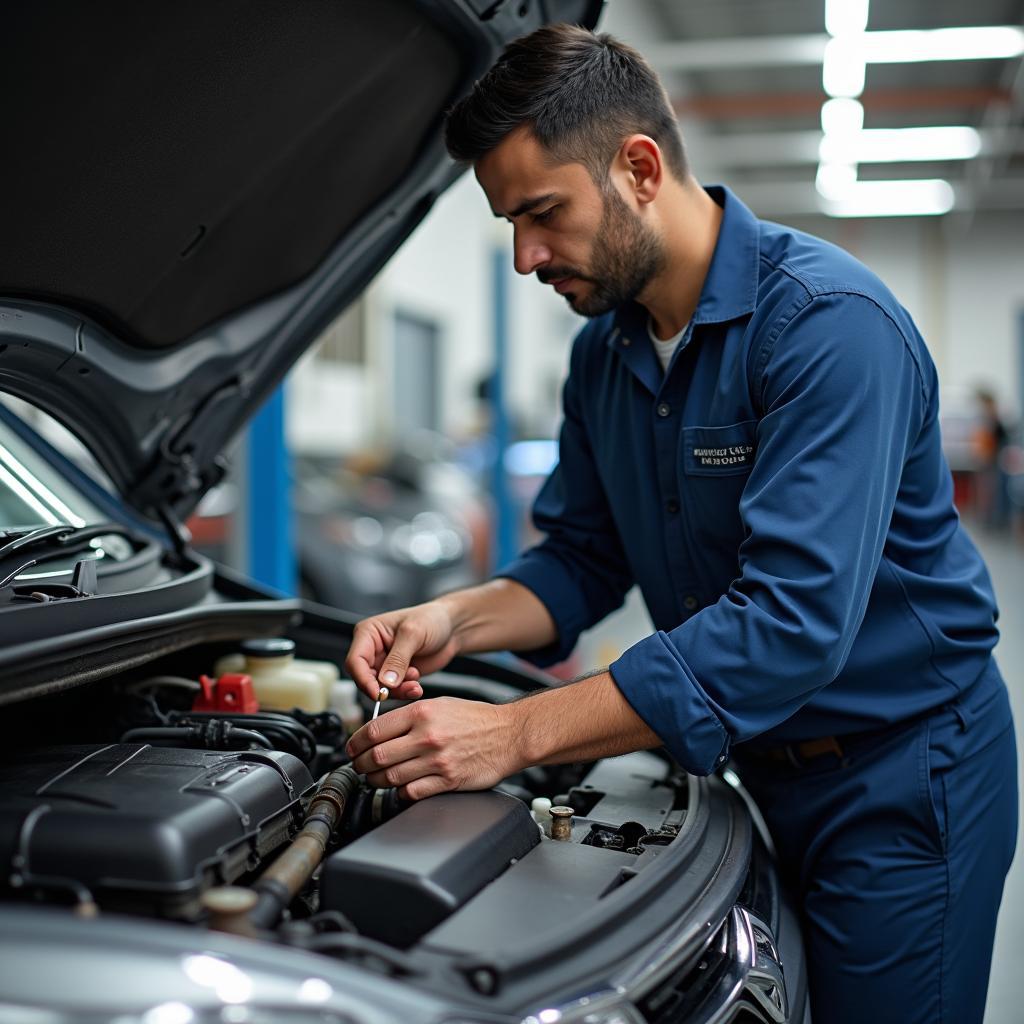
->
[818, 133, 857, 165]
[819, 126, 982, 164]
[862, 26, 1024, 63]
[825, 0, 869, 38]
[821, 98, 864, 135]
[816, 162, 858, 199]
[823, 36, 866, 97]
[857, 126, 981, 162]
[821, 179, 956, 217]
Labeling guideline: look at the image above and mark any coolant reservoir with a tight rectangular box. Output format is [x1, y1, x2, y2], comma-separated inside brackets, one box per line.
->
[214, 638, 327, 712]
[329, 678, 364, 735]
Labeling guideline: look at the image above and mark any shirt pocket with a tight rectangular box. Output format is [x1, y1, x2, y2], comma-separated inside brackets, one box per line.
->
[680, 420, 757, 563]
[682, 420, 757, 476]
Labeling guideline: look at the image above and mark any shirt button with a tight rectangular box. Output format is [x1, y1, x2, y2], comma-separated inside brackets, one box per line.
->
[656, 403, 671, 417]
[666, 498, 680, 514]
[683, 594, 699, 611]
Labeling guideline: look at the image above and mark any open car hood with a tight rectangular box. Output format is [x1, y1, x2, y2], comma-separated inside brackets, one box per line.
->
[0, 0, 601, 528]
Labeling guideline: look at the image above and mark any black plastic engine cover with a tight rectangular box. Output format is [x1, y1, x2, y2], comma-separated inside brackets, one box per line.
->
[0, 744, 313, 916]
[322, 790, 539, 947]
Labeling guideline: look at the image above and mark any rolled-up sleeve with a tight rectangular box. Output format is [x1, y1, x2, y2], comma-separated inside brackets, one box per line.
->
[610, 292, 926, 774]
[498, 330, 634, 666]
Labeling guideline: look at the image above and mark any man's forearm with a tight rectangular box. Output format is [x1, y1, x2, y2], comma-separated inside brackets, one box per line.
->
[438, 578, 559, 656]
[503, 670, 662, 766]
[437, 587, 660, 765]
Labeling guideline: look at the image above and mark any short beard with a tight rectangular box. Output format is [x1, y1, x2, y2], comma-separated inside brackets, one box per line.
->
[561, 186, 666, 318]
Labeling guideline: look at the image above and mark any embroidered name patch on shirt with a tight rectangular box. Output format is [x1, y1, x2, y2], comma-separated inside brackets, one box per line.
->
[692, 444, 753, 468]
[683, 420, 757, 476]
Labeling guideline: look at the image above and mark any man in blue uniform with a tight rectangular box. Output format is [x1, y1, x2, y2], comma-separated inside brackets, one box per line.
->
[344, 25, 1017, 1023]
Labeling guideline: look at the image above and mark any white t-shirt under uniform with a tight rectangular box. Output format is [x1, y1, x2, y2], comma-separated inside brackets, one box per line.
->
[648, 316, 689, 373]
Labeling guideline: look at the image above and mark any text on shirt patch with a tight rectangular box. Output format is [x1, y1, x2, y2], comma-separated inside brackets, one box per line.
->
[683, 420, 759, 476]
[692, 444, 754, 468]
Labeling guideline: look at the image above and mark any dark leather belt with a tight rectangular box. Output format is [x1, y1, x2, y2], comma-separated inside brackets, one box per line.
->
[754, 735, 847, 767]
[743, 706, 946, 770]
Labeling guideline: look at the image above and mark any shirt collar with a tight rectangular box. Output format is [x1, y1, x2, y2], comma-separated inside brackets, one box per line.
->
[691, 184, 760, 325]
[609, 183, 761, 348]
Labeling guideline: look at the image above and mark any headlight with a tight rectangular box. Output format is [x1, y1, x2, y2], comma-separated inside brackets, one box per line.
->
[521, 996, 647, 1024]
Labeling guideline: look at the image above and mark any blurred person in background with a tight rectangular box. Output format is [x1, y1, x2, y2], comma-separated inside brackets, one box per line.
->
[342, 24, 1016, 1024]
[973, 387, 1011, 528]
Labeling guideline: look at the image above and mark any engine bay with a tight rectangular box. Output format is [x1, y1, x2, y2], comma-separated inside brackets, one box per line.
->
[0, 633, 695, 975]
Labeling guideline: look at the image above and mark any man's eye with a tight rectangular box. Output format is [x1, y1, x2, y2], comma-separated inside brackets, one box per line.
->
[533, 206, 557, 223]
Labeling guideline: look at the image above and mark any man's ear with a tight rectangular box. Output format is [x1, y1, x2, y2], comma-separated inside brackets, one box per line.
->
[618, 134, 663, 206]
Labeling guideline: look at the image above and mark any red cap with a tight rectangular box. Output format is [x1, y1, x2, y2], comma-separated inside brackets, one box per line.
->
[193, 673, 260, 714]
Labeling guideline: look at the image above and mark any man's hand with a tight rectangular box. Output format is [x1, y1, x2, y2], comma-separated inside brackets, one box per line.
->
[346, 697, 523, 801]
[344, 581, 559, 700]
[346, 672, 662, 802]
[344, 601, 461, 701]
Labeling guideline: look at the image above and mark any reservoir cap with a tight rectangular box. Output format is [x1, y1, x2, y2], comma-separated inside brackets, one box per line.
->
[241, 637, 295, 659]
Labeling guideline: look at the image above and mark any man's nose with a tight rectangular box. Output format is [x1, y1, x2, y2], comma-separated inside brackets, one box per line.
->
[512, 227, 551, 276]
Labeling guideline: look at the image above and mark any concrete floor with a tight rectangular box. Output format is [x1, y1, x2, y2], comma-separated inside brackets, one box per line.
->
[574, 523, 1024, 1022]
[975, 525, 1023, 1024]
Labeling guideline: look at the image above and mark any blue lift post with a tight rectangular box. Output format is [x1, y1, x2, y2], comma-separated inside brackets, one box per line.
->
[246, 384, 296, 595]
[491, 246, 518, 572]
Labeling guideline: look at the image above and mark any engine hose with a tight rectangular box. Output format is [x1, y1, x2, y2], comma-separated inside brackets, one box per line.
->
[245, 765, 362, 932]
[120, 724, 274, 752]
[168, 711, 318, 764]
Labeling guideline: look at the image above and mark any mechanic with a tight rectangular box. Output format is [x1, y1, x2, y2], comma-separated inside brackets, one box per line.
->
[344, 24, 1017, 1024]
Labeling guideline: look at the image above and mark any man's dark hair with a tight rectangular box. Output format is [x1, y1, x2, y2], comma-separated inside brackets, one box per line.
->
[444, 24, 688, 184]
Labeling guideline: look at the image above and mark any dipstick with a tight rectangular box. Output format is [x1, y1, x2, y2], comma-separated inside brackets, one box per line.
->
[371, 686, 390, 721]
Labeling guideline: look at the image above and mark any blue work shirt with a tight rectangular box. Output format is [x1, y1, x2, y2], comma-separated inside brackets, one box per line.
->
[499, 185, 1001, 776]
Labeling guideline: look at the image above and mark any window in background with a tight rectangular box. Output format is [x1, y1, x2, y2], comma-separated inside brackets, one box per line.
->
[392, 309, 441, 434]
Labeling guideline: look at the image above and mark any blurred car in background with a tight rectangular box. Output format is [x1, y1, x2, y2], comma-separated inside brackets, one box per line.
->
[294, 447, 484, 615]
[182, 443, 488, 616]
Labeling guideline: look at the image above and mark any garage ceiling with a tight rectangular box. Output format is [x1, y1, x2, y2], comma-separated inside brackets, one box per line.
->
[603, 0, 1024, 217]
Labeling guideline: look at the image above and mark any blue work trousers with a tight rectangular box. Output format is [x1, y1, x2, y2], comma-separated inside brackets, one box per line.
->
[735, 661, 1018, 1024]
